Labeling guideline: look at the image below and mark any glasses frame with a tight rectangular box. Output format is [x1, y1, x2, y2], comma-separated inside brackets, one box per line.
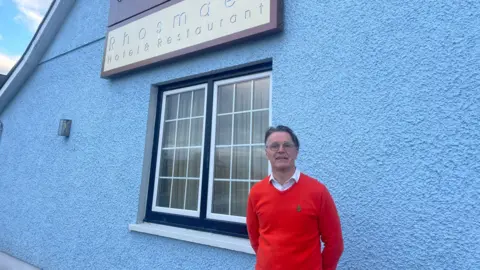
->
[265, 141, 297, 152]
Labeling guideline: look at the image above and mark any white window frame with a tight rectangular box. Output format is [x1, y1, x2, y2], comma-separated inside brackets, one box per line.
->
[207, 71, 272, 223]
[151, 83, 208, 217]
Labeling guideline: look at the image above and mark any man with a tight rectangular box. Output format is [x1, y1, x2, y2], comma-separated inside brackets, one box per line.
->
[246, 125, 344, 270]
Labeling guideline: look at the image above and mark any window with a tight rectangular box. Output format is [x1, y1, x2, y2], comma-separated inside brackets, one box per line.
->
[152, 84, 207, 218]
[145, 62, 272, 238]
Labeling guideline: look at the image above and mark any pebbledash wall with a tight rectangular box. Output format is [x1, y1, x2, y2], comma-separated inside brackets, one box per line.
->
[1, 0, 479, 269]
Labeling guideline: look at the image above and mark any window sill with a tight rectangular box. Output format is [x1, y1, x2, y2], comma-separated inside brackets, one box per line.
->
[128, 223, 255, 255]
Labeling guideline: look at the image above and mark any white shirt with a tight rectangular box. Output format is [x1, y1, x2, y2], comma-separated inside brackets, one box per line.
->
[269, 168, 301, 191]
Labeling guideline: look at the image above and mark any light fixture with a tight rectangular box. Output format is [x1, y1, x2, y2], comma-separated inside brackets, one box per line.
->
[58, 119, 72, 137]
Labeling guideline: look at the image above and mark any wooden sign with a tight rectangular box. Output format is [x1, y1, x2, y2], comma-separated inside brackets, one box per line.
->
[101, 0, 283, 78]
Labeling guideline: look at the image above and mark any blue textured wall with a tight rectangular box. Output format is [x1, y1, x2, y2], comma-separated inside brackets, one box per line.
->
[1, 0, 479, 269]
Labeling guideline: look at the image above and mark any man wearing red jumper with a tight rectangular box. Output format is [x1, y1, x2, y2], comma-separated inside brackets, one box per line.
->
[246, 125, 344, 270]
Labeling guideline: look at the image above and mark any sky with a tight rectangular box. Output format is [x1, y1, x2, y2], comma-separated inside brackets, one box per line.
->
[0, 0, 53, 75]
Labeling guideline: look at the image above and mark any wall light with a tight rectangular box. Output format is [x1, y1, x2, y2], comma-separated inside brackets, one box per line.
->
[58, 119, 72, 137]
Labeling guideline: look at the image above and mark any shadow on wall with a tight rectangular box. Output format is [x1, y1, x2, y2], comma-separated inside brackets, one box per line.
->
[0, 252, 40, 270]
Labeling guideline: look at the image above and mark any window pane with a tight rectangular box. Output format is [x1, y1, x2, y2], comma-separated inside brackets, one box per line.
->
[231, 181, 249, 217]
[156, 178, 171, 207]
[253, 78, 270, 110]
[250, 181, 260, 190]
[176, 119, 190, 147]
[217, 84, 234, 114]
[171, 179, 186, 209]
[233, 112, 250, 144]
[251, 146, 268, 180]
[165, 94, 178, 120]
[187, 148, 201, 178]
[216, 115, 232, 145]
[212, 180, 229, 214]
[178, 92, 192, 118]
[162, 121, 176, 148]
[252, 111, 269, 144]
[214, 147, 231, 179]
[232, 146, 249, 179]
[190, 118, 203, 146]
[174, 149, 188, 177]
[234, 81, 251, 112]
[192, 89, 205, 117]
[160, 149, 174, 177]
[185, 179, 199, 211]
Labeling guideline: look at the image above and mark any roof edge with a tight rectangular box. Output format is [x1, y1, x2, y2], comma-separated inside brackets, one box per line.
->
[0, 0, 76, 115]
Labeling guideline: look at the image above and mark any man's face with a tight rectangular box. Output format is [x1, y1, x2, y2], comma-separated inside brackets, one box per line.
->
[265, 131, 298, 171]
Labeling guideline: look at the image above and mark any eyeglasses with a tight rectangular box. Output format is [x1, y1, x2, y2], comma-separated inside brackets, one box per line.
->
[266, 142, 296, 152]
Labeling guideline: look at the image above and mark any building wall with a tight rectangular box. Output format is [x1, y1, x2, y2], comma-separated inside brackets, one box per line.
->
[1, 0, 479, 269]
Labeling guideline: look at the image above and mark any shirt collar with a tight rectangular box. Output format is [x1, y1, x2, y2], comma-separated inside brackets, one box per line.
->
[269, 168, 301, 183]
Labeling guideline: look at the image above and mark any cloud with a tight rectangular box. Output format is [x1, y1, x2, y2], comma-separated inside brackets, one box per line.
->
[13, 0, 52, 33]
[0, 52, 21, 75]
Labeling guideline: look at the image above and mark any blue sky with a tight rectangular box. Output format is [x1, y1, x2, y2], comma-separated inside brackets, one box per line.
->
[0, 0, 52, 75]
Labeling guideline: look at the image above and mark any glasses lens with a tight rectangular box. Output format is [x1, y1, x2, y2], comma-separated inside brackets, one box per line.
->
[284, 142, 293, 148]
[269, 143, 280, 151]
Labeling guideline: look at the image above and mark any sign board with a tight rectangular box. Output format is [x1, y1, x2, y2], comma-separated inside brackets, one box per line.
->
[101, 0, 282, 78]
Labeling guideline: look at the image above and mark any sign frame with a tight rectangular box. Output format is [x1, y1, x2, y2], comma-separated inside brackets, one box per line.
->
[108, 0, 170, 27]
[101, 0, 283, 78]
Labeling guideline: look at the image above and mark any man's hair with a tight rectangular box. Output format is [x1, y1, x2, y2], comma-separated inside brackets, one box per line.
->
[264, 125, 300, 150]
